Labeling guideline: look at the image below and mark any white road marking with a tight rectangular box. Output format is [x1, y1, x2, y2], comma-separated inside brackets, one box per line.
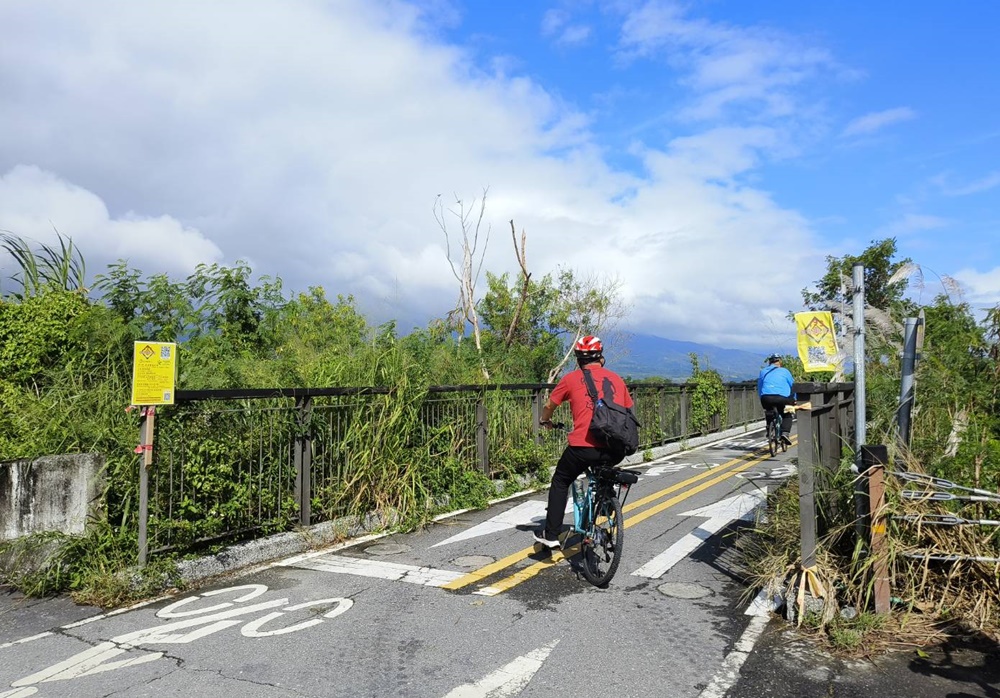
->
[1, 596, 173, 655]
[240, 598, 353, 637]
[442, 640, 558, 697]
[157, 584, 269, 618]
[2, 585, 354, 694]
[1, 536, 386, 654]
[644, 464, 687, 476]
[287, 554, 464, 587]
[0, 633, 53, 650]
[12, 598, 290, 686]
[471, 586, 502, 597]
[631, 491, 766, 579]
[697, 612, 769, 698]
[432, 500, 548, 548]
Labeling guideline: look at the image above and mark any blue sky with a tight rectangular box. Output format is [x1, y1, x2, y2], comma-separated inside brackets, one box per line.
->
[0, 1, 997, 352]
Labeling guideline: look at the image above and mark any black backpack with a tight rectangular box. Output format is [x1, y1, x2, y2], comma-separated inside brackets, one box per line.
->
[581, 369, 642, 463]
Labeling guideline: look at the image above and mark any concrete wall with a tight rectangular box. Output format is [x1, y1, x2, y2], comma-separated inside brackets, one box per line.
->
[0, 454, 105, 541]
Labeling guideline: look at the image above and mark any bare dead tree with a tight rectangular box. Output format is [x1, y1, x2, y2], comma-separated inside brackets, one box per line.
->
[434, 188, 492, 381]
[503, 219, 532, 347]
[548, 333, 583, 384]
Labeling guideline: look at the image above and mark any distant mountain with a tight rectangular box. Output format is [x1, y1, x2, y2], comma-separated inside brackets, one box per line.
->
[612, 333, 766, 382]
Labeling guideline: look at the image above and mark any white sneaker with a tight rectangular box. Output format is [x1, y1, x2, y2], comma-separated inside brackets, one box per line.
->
[533, 530, 560, 548]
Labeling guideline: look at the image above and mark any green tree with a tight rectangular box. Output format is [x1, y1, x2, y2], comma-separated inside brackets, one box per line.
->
[478, 271, 563, 381]
[478, 267, 626, 382]
[277, 289, 377, 385]
[801, 238, 913, 317]
[95, 262, 194, 341]
[185, 261, 285, 352]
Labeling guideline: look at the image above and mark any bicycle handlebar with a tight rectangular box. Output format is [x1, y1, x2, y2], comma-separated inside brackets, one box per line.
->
[540, 420, 567, 430]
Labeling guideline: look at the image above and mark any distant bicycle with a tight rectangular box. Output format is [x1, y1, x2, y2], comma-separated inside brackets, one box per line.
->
[764, 407, 786, 457]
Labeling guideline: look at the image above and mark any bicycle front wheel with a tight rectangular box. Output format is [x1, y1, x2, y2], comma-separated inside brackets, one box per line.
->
[581, 491, 624, 587]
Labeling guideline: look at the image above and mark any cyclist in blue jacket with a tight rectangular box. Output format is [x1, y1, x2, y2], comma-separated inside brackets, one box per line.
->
[757, 354, 796, 445]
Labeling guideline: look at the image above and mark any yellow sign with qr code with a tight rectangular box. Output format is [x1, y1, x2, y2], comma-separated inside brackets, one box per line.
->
[795, 311, 840, 372]
[131, 341, 177, 405]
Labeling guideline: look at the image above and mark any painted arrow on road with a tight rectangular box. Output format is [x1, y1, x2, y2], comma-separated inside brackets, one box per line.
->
[631, 490, 766, 579]
[432, 500, 555, 548]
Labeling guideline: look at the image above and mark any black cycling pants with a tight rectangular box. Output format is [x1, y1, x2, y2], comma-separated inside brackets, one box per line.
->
[760, 394, 795, 436]
[544, 446, 617, 536]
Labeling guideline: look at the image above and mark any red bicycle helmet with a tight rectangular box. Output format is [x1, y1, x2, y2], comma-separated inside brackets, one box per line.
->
[574, 335, 603, 359]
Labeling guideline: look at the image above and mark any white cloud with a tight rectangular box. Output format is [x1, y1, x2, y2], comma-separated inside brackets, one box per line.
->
[617, 1, 841, 122]
[0, 0, 830, 350]
[876, 213, 950, 237]
[934, 171, 1000, 197]
[557, 25, 592, 46]
[953, 267, 1000, 308]
[841, 107, 916, 137]
[0, 165, 223, 276]
[541, 9, 569, 36]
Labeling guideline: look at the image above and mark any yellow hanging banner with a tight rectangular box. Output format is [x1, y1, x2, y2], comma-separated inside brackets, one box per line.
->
[131, 341, 177, 405]
[795, 311, 840, 372]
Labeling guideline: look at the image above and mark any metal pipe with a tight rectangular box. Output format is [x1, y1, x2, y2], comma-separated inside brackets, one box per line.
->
[897, 317, 920, 447]
[852, 263, 866, 467]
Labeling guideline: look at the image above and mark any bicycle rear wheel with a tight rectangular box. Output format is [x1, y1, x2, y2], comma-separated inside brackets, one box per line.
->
[581, 491, 623, 587]
[766, 417, 777, 457]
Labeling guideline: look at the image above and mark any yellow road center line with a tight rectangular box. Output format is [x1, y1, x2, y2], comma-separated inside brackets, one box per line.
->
[441, 546, 548, 590]
[622, 449, 767, 513]
[441, 452, 749, 591]
[477, 452, 774, 596]
[620, 450, 773, 528]
[474, 543, 583, 597]
[442, 435, 786, 592]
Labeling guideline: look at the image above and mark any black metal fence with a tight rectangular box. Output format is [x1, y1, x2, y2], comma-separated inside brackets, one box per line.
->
[140, 381, 764, 559]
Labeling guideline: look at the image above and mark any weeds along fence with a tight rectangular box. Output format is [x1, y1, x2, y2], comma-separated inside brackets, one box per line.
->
[139, 381, 762, 560]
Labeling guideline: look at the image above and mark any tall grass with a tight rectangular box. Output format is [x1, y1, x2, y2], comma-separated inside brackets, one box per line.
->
[741, 447, 1000, 654]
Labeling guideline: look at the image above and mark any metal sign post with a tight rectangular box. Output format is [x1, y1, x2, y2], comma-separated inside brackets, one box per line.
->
[131, 341, 177, 566]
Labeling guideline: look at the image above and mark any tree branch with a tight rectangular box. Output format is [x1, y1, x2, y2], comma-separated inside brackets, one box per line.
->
[504, 219, 531, 347]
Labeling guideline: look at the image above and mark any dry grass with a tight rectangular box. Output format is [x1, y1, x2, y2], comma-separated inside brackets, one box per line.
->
[883, 458, 1000, 642]
[740, 455, 1000, 657]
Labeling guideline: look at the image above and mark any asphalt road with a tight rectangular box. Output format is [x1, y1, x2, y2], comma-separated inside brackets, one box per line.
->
[1, 430, 795, 698]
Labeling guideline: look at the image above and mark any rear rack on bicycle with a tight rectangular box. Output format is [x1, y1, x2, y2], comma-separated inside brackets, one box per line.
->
[591, 465, 641, 506]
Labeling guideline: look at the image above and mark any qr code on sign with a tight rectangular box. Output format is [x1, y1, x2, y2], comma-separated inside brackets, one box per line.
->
[808, 346, 827, 363]
[163, 391, 171, 401]
[160, 346, 171, 359]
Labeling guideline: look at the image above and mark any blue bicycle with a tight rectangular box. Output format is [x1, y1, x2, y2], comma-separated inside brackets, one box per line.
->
[569, 459, 640, 586]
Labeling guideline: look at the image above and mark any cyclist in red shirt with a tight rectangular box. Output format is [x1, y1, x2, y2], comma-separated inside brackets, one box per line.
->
[534, 335, 634, 548]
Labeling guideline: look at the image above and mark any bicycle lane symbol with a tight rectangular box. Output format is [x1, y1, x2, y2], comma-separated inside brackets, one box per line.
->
[734, 464, 797, 480]
[0, 584, 353, 697]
